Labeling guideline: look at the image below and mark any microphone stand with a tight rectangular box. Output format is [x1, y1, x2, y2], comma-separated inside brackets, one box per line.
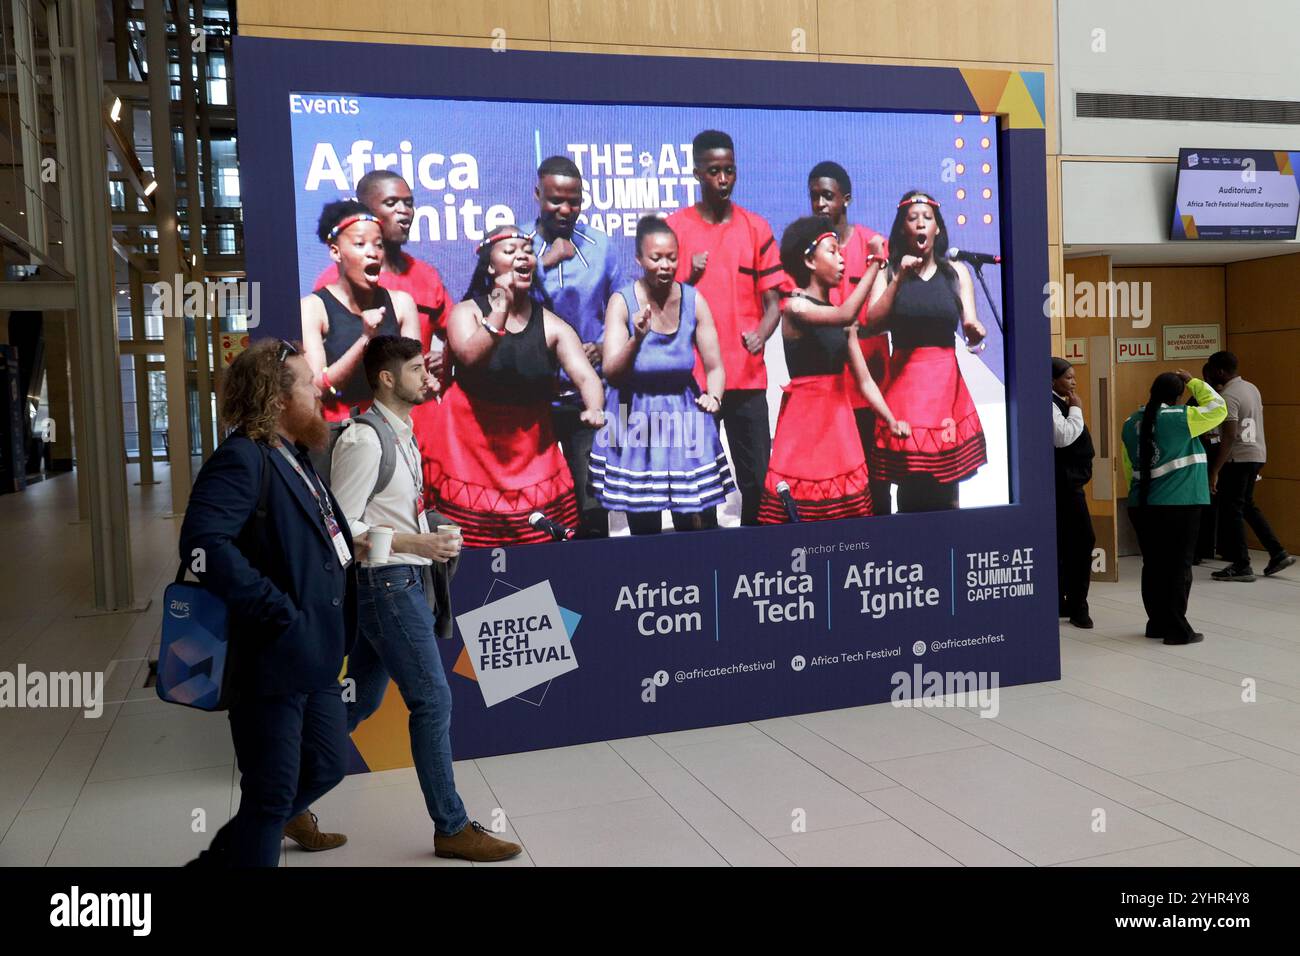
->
[971, 262, 1003, 334]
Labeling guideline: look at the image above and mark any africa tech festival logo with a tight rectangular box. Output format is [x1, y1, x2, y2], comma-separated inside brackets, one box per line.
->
[453, 579, 581, 707]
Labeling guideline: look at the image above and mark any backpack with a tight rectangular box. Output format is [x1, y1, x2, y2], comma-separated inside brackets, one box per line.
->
[311, 405, 401, 506]
[158, 444, 273, 711]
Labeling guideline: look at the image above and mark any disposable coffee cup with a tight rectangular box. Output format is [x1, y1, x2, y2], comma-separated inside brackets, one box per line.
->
[368, 526, 394, 563]
[438, 525, 462, 556]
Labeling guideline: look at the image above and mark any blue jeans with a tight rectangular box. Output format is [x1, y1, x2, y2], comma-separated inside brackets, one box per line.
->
[347, 564, 469, 836]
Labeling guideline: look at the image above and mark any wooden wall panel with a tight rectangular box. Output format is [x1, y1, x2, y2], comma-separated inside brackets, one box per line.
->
[1253, 479, 1300, 554]
[1226, 252, 1300, 335]
[239, 0, 551, 40]
[817, 0, 1054, 63]
[1226, 329, 1300, 410]
[550, 0, 818, 53]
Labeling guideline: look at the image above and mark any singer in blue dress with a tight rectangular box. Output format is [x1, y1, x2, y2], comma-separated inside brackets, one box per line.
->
[591, 217, 734, 535]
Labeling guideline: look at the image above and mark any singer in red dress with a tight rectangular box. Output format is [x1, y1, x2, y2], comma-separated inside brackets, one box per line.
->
[417, 226, 604, 547]
[301, 199, 421, 422]
[807, 161, 893, 513]
[757, 217, 907, 524]
[863, 191, 988, 512]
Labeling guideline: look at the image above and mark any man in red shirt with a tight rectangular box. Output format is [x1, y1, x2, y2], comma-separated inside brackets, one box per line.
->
[313, 171, 449, 381]
[666, 130, 785, 526]
[808, 160, 893, 514]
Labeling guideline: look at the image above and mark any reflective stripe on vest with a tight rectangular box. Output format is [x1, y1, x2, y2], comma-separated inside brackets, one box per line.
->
[1134, 450, 1206, 481]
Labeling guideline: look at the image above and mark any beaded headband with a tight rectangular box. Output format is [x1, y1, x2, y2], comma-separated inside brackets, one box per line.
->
[326, 213, 380, 242]
[803, 231, 837, 256]
[476, 229, 527, 255]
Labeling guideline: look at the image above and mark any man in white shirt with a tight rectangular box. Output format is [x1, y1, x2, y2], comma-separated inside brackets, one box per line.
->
[326, 335, 521, 862]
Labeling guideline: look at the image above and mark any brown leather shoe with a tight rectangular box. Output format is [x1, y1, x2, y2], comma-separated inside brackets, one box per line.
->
[434, 821, 522, 862]
[283, 811, 347, 852]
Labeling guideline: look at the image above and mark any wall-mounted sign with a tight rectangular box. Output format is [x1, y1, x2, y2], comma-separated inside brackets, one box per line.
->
[1116, 338, 1157, 363]
[220, 332, 249, 367]
[1063, 338, 1088, 364]
[1162, 324, 1221, 361]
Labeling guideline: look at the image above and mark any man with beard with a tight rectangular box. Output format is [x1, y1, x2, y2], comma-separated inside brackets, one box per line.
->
[180, 339, 356, 866]
[526, 155, 620, 538]
[325, 335, 522, 861]
[315, 171, 451, 382]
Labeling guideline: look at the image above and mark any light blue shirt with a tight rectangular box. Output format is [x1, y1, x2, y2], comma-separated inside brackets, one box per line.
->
[527, 221, 620, 347]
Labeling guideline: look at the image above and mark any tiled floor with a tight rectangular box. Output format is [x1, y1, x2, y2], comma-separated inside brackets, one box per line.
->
[3, 468, 1299, 866]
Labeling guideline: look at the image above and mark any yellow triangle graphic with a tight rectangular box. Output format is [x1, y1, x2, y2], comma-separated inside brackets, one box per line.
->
[1182, 214, 1199, 239]
[995, 72, 1045, 129]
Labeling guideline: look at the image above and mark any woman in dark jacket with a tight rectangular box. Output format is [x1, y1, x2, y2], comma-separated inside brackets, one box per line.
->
[1051, 357, 1095, 628]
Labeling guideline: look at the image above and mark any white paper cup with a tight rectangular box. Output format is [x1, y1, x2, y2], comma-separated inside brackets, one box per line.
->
[368, 526, 394, 563]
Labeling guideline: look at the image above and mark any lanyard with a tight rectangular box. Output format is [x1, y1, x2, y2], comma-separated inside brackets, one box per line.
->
[394, 431, 423, 499]
[274, 442, 337, 529]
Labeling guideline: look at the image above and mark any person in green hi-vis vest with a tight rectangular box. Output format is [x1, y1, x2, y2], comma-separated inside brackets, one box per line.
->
[1121, 369, 1227, 646]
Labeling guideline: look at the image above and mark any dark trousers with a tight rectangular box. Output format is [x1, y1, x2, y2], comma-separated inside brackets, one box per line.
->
[719, 389, 770, 526]
[1129, 505, 1201, 642]
[553, 403, 609, 538]
[1217, 461, 1284, 567]
[1055, 485, 1095, 617]
[201, 686, 347, 867]
[854, 407, 893, 516]
[898, 476, 959, 513]
[626, 508, 718, 535]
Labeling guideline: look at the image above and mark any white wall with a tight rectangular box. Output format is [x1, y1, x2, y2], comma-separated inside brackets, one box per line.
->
[1057, 0, 1300, 157]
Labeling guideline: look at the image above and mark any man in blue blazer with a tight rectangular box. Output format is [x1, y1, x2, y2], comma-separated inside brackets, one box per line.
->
[181, 339, 357, 866]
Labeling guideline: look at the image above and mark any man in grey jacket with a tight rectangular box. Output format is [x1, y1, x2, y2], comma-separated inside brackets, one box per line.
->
[318, 335, 521, 862]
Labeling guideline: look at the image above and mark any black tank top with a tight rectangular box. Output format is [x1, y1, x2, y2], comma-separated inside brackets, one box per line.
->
[315, 287, 399, 408]
[454, 295, 556, 405]
[783, 298, 849, 378]
[888, 268, 961, 350]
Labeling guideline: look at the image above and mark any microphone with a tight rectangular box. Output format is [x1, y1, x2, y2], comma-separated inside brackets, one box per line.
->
[528, 511, 576, 541]
[775, 481, 801, 523]
[945, 248, 1001, 266]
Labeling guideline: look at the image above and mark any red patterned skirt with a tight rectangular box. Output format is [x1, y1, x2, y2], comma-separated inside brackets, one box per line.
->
[758, 374, 873, 524]
[412, 384, 578, 548]
[873, 346, 987, 484]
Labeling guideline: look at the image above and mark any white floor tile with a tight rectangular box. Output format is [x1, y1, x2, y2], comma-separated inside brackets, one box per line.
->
[476, 742, 655, 816]
[0, 807, 72, 866]
[1054, 838, 1248, 867]
[873, 745, 1181, 865]
[511, 795, 726, 866]
[862, 786, 1031, 866]
[48, 766, 234, 866]
[1132, 758, 1300, 853]
[771, 819, 961, 866]
[665, 733, 887, 838]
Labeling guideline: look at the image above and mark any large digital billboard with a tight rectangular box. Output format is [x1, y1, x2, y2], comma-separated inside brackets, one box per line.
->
[235, 38, 1058, 763]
